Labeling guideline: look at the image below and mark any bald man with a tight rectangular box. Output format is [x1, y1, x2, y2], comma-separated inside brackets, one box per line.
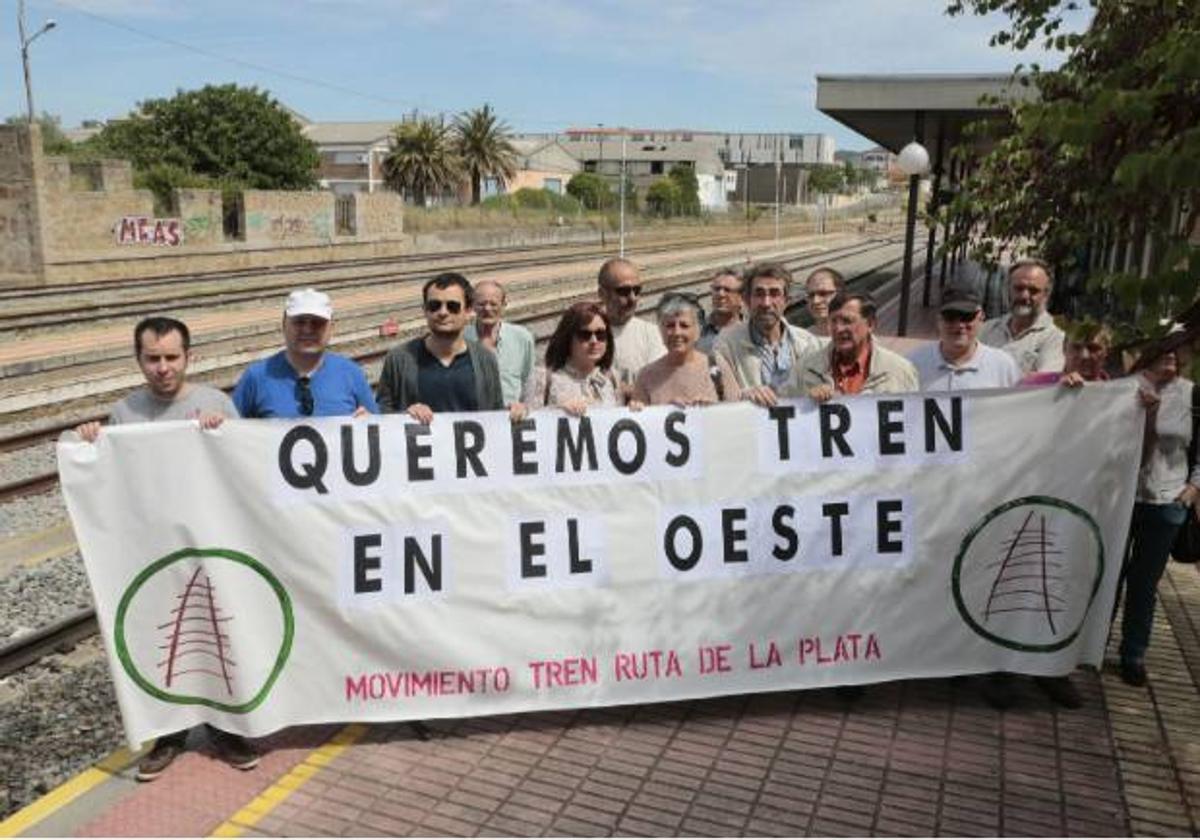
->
[597, 257, 666, 385]
[465, 279, 535, 405]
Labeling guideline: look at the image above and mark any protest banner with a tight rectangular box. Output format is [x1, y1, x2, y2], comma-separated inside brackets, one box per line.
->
[58, 382, 1141, 746]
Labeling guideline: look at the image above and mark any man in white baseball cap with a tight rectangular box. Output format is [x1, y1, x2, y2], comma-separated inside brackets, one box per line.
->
[233, 288, 377, 418]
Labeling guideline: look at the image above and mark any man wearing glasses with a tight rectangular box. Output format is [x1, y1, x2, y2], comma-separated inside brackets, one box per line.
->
[908, 287, 1020, 391]
[979, 258, 1065, 374]
[713, 262, 821, 392]
[804, 266, 845, 341]
[597, 257, 666, 385]
[697, 267, 744, 353]
[233, 288, 377, 419]
[376, 272, 504, 422]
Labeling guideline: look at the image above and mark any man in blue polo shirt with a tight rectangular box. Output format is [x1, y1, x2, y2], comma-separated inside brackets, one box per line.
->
[233, 288, 378, 418]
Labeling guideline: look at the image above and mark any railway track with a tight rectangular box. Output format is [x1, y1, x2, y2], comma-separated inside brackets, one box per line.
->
[0, 609, 98, 679]
[1, 234, 905, 431]
[0, 236, 925, 677]
[0, 223, 867, 332]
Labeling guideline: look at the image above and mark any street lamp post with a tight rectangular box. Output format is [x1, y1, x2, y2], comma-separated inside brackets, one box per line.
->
[774, 136, 782, 242]
[896, 130, 930, 337]
[18, 0, 57, 124]
[618, 130, 627, 257]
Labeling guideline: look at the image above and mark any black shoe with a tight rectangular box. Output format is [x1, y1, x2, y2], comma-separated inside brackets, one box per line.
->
[1033, 675, 1084, 709]
[136, 730, 188, 782]
[1119, 660, 1147, 687]
[207, 726, 260, 770]
[980, 672, 1017, 710]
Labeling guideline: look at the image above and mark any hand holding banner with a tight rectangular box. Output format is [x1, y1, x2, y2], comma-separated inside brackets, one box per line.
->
[58, 382, 1141, 747]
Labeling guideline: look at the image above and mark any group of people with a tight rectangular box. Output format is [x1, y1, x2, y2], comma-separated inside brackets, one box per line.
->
[74, 253, 1196, 778]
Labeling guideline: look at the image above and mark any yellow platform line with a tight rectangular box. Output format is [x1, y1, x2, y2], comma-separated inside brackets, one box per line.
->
[209, 723, 368, 838]
[0, 748, 141, 837]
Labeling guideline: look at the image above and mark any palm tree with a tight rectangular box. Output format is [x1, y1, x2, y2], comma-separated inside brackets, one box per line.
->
[453, 105, 517, 205]
[381, 117, 461, 207]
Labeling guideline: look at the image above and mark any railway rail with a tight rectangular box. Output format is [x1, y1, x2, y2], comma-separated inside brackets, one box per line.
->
[0, 236, 924, 678]
[0, 224, 867, 332]
[1, 234, 907, 433]
[0, 222, 843, 302]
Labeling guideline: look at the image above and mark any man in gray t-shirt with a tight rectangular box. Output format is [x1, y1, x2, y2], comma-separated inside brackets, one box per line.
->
[76, 319, 238, 440]
[109, 382, 236, 425]
[73, 316, 256, 782]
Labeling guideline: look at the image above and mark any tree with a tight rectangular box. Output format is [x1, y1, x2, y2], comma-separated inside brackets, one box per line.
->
[566, 172, 613, 210]
[83, 84, 318, 190]
[807, 164, 845, 196]
[668, 164, 701, 216]
[944, 1, 1200, 341]
[382, 117, 462, 207]
[453, 105, 517, 206]
[645, 178, 682, 217]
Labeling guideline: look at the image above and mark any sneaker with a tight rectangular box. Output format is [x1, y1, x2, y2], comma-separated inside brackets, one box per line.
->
[1119, 660, 1148, 687]
[207, 726, 260, 770]
[1034, 675, 1084, 709]
[136, 731, 188, 782]
[980, 672, 1017, 710]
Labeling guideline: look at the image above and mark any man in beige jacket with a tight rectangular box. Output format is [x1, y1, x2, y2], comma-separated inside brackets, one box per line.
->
[713, 262, 821, 391]
[747, 291, 917, 406]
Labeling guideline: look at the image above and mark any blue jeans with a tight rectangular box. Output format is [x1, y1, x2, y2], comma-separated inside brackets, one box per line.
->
[1119, 501, 1189, 664]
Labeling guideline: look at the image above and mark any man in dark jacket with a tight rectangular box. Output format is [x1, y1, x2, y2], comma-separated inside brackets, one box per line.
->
[376, 272, 504, 421]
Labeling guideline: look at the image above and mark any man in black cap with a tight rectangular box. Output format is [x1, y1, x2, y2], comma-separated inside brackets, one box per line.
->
[908, 286, 1021, 391]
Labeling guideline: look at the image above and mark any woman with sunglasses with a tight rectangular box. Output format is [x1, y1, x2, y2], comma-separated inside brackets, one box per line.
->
[631, 293, 741, 406]
[524, 301, 642, 415]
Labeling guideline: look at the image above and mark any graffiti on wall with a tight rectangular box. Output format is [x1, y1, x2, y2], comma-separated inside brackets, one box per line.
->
[115, 216, 183, 247]
[245, 210, 332, 241]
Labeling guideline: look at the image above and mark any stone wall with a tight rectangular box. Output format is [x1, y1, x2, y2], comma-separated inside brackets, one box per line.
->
[0, 126, 43, 282]
[176, 189, 224, 248]
[243, 190, 335, 247]
[357, 192, 405, 238]
[39, 156, 155, 260]
[0, 123, 413, 287]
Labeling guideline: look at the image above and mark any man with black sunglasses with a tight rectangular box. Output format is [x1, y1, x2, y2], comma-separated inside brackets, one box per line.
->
[597, 257, 666, 385]
[376, 272, 504, 422]
[908, 287, 1020, 391]
[233, 288, 378, 419]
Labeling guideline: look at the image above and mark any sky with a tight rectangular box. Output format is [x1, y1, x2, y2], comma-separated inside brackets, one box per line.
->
[2, 0, 1088, 151]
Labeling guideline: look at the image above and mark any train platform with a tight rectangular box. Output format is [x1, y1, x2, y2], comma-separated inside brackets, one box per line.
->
[11, 269, 1196, 838]
[4, 558, 1199, 837]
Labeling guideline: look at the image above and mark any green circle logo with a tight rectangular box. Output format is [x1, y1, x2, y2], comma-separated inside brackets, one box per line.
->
[952, 496, 1104, 653]
[114, 547, 294, 713]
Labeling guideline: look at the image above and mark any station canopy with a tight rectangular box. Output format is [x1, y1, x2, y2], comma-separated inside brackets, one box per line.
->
[815, 73, 1035, 163]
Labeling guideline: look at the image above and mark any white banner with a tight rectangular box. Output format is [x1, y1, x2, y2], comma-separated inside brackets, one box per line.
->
[58, 382, 1142, 747]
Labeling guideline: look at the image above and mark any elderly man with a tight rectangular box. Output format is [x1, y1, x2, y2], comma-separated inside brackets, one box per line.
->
[909, 287, 1021, 390]
[714, 262, 821, 392]
[75, 317, 256, 781]
[233, 288, 377, 419]
[698, 267, 744, 353]
[804, 266, 846, 341]
[376, 272, 504, 423]
[465, 279, 534, 406]
[597, 257, 666, 384]
[1023, 324, 1113, 387]
[980, 258, 1065, 374]
[785, 291, 918, 401]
